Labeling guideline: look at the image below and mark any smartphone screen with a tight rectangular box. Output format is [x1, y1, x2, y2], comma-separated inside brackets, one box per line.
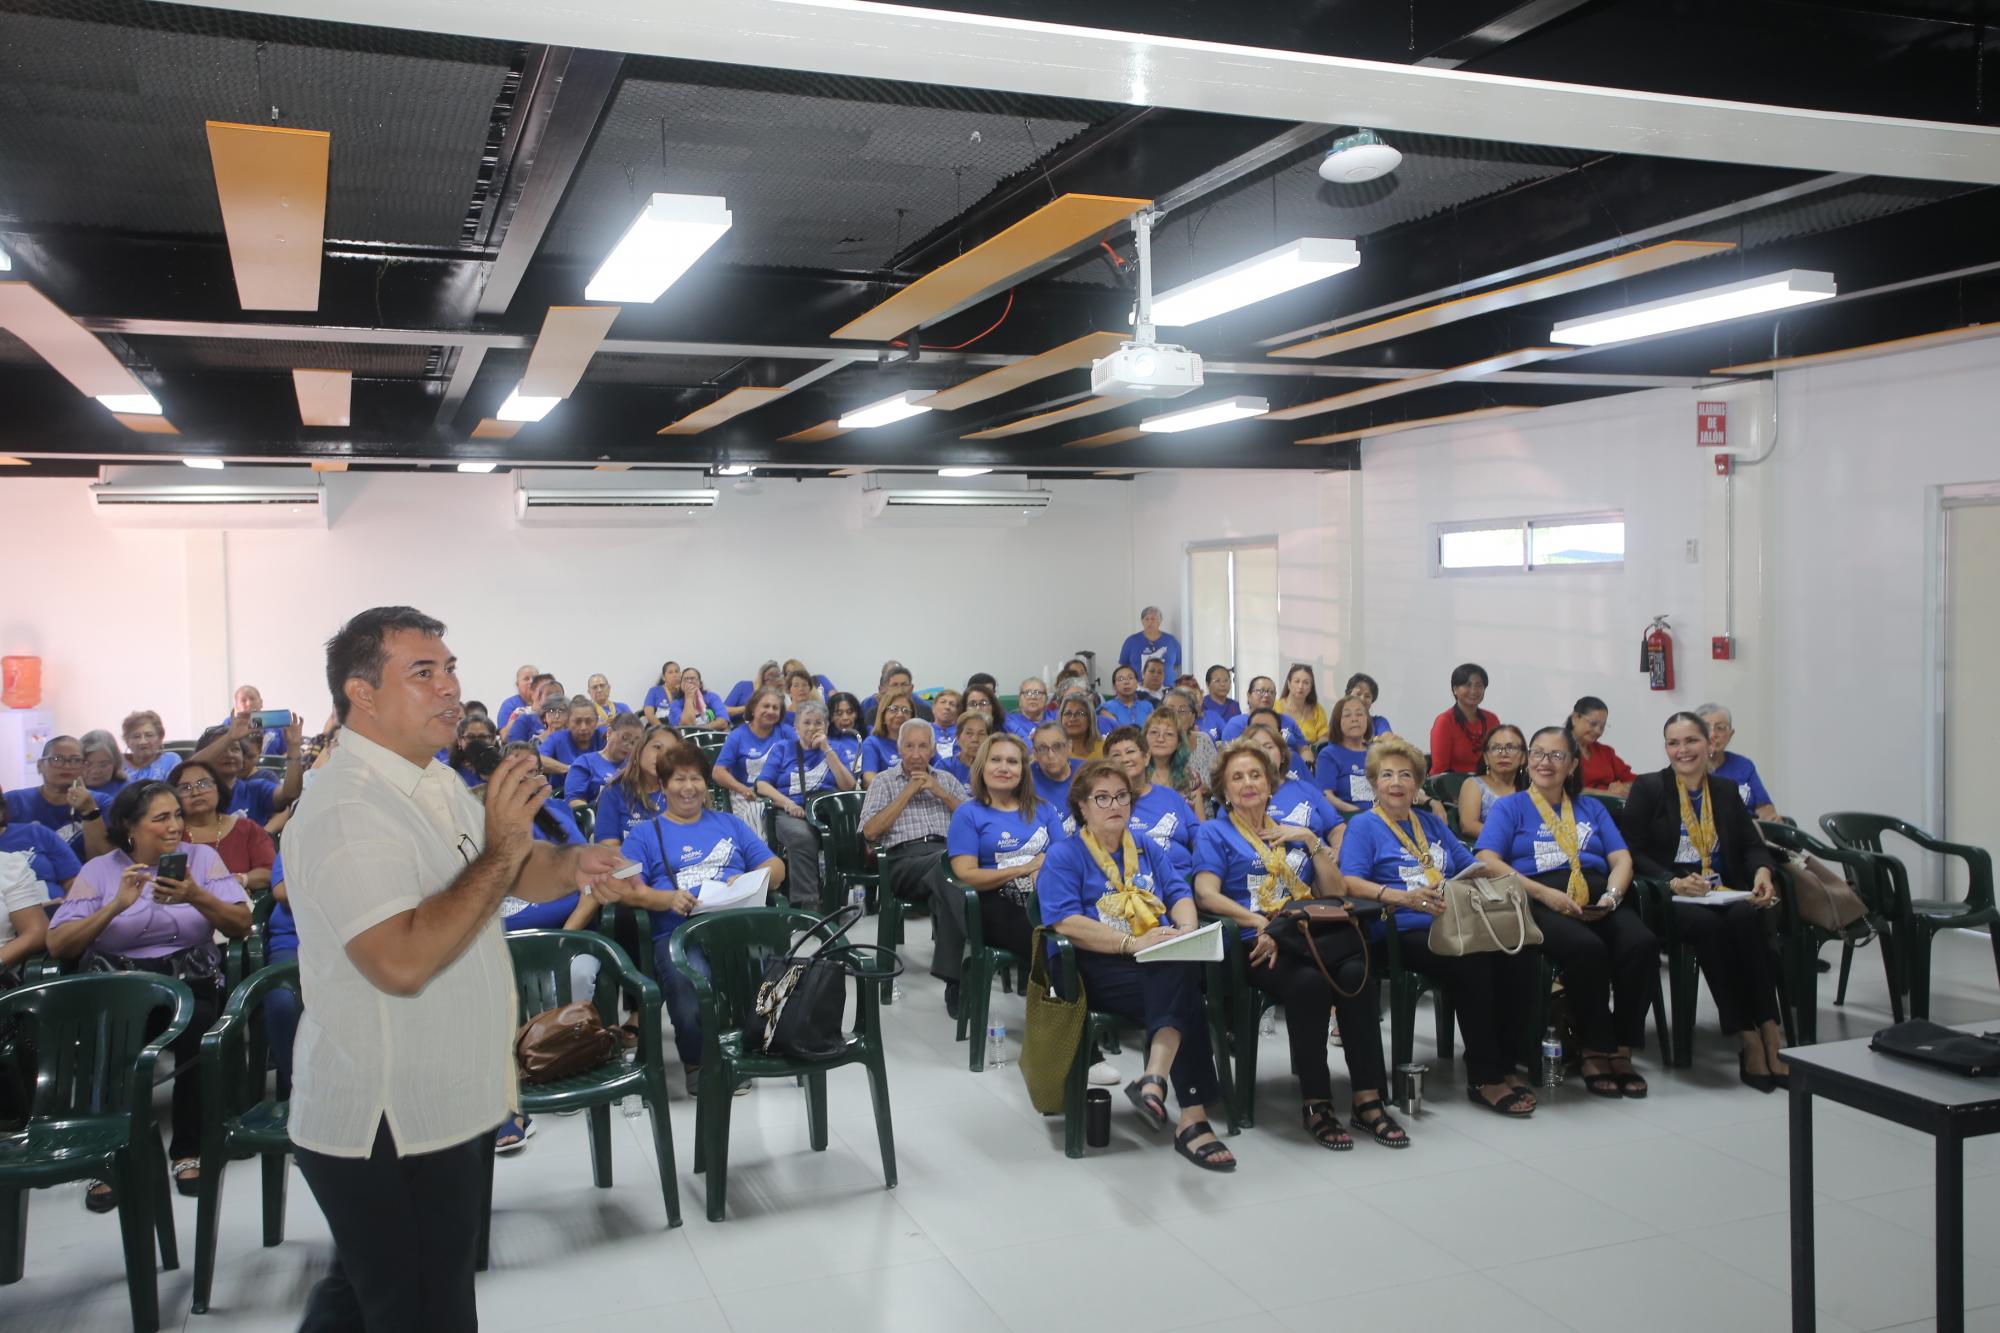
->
[156, 852, 189, 882]
[251, 709, 291, 730]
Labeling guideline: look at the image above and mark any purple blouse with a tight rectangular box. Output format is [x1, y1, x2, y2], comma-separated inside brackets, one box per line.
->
[52, 844, 246, 959]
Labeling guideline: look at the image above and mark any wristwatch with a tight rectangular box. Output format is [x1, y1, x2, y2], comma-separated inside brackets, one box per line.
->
[79, 808, 102, 822]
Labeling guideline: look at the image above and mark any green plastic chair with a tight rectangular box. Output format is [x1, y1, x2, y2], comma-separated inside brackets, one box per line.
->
[571, 803, 596, 841]
[0, 974, 194, 1333]
[192, 961, 299, 1314]
[1379, 922, 1457, 1071]
[669, 908, 897, 1222]
[1523, 903, 1675, 1079]
[953, 872, 1029, 1070]
[807, 790, 872, 913]
[1758, 821, 1895, 1045]
[1819, 812, 1996, 1021]
[1201, 917, 1275, 1133]
[1040, 931, 1130, 1158]
[481, 929, 681, 1250]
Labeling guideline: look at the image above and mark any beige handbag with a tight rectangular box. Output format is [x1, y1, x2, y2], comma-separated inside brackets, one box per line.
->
[1429, 872, 1543, 957]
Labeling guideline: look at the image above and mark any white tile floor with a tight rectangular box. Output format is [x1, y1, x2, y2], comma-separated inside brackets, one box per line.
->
[5, 921, 1996, 1332]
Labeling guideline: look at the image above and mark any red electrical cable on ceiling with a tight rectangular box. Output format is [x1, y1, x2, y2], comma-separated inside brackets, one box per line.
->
[889, 289, 1015, 352]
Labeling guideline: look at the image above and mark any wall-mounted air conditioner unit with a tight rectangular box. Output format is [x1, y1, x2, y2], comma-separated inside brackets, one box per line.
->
[89, 466, 327, 529]
[860, 484, 1053, 526]
[512, 469, 719, 527]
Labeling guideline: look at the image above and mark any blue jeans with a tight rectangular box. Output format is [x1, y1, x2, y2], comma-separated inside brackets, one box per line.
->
[650, 936, 711, 1068]
[265, 946, 300, 1101]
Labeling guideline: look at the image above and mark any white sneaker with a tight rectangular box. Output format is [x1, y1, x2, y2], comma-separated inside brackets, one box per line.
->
[1088, 1060, 1122, 1086]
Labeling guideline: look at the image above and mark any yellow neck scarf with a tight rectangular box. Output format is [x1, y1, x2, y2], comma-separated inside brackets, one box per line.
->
[1082, 828, 1165, 937]
[1374, 805, 1442, 887]
[1228, 809, 1311, 913]
[1679, 778, 1718, 878]
[1529, 787, 1590, 905]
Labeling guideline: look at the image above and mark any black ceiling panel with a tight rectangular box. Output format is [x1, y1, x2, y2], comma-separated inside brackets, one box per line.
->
[126, 336, 437, 377]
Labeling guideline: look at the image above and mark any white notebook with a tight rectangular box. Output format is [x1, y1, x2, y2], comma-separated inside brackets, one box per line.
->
[1134, 919, 1224, 964]
[691, 867, 770, 912]
[1672, 887, 1754, 907]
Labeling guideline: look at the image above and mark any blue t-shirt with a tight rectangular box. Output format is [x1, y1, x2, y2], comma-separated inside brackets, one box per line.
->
[1194, 817, 1319, 937]
[267, 853, 298, 959]
[562, 751, 622, 807]
[1197, 697, 1241, 740]
[495, 692, 529, 730]
[619, 810, 774, 938]
[1099, 697, 1154, 731]
[1266, 778, 1342, 840]
[724, 680, 758, 711]
[502, 710, 551, 746]
[225, 776, 280, 824]
[594, 784, 664, 846]
[1372, 715, 1393, 737]
[828, 735, 864, 776]
[127, 754, 180, 783]
[1313, 743, 1373, 808]
[3, 788, 99, 857]
[1129, 783, 1199, 872]
[1339, 808, 1475, 933]
[539, 730, 596, 766]
[758, 737, 847, 798]
[716, 723, 797, 787]
[1219, 712, 1308, 752]
[1712, 752, 1773, 812]
[1037, 831, 1189, 932]
[1474, 791, 1627, 878]
[532, 799, 585, 845]
[666, 692, 727, 728]
[932, 723, 959, 765]
[946, 799, 1064, 873]
[1002, 710, 1052, 740]
[501, 891, 585, 932]
[642, 684, 672, 715]
[1030, 760, 1081, 811]
[1117, 630, 1182, 684]
[0, 820, 82, 898]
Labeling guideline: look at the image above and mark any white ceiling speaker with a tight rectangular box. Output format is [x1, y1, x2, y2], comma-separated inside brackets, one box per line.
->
[1318, 130, 1403, 185]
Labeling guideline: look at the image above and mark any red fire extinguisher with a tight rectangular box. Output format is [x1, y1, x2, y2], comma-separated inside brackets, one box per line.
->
[1640, 615, 1675, 692]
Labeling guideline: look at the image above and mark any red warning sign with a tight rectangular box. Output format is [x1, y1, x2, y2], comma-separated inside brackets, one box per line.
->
[1696, 400, 1728, 448]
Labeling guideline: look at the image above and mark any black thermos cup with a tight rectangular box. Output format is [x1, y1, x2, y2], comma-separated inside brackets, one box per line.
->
[1085, 1088, 1111, 1147]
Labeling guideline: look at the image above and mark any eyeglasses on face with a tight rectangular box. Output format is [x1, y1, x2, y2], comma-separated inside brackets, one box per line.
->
[1528, 749, 1570, 765]
[174, 779, 217, 795]
[1487, 743, 1525, 755]
[1020, 688, 1047, 698]
[44, 755, 86, 769]
[1033, 742, 1070, 756]
[1088, 790, 1133, 809]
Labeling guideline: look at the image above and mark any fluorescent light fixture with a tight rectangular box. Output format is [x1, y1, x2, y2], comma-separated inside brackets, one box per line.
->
[584, 193, 732, 303]
[1141, 238, 1358, 327]
[96, 392, 161, 415]
[716, 464, 753, 476]
[497, 390, 561, 423]
[938, 466, 992, 477]
[182, 458, 225, 470]
[1551, 269, 1836, 346]
[838, 390, 934, 429]
[0, 245, 10, 272]
[457, 462, 498, 474]
[1139, 395, 1270, 433]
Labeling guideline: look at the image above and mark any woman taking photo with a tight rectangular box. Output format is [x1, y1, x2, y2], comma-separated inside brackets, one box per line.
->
[593, 726, 680, 845]
[169, 759, 276, 894]
[1339, 736, 1540, 1118]
[47, 781, 252, 1200]
[609, 746, 783, 1092]
[862, 692, 918, 785]
[1107, 725, 1200, 873]
[1037, 759, 1235, 1171]
[1620, 712, 1789, 1090]
[1474, 727, 1656, 1098]
[1196, 741, 1402, 1151]
[947, 732, 1061, 964]
[756, 699, 857, 909]
[938, 711, 991, 786]
[1314, 695, 1376, 817]
[1570, 696, 1636, 798]
[1428, 663, 1500, 775]
[1456, 724, 1529, 839]
[449, 715, 500, 788]
[1279, 664, 1329, 749]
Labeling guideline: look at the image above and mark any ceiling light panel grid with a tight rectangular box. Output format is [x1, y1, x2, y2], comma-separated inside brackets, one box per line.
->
[0, 0, 515, 246]
[126, 336, 435, 376]
[543, 73, 1099, 271]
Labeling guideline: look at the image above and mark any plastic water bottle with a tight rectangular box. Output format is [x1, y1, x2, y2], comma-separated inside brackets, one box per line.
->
[848, 884, 867, 913]
[620, 1048, 643, 1118]
[985, 1023, 1008, 1070]
[1541, 1027, 1564, 1088]
[1261, 1007, 1279, 1036]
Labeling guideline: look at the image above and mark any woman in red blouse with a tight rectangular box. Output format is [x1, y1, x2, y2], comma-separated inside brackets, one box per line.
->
[1427, 663, 1499, 774]
[1569, 696, 1636, 798]
[169, 759, 277, 893]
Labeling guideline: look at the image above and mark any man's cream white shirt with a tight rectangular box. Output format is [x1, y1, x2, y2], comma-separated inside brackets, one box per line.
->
[283, 726, 517, 1157]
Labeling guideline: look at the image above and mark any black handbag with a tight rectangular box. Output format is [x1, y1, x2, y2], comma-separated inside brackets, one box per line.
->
[1263, 898, 1380, 999]
[1871, 1020, 2000, 1077]
[754, 902, 902, 1061]
[83, 943, 224, 999]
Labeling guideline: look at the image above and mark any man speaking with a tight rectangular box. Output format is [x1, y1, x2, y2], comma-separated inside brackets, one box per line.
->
[283, 607, 626, 1329]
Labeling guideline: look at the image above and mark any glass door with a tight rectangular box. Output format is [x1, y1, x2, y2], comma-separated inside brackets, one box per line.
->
[1187, 541, 1279, 696]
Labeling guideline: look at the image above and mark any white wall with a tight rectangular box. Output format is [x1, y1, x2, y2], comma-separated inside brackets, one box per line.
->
[0, 472, 1137, 738]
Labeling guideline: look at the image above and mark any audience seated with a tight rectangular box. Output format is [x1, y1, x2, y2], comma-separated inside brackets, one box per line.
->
[1428, 663, 1500, 774]
[1057, 690, 1104, 761]
[1569, 695, 1636, 798]
[170, 759, 276, 894]
[824, 693, 868, 774]
[1029, 720, 1080, 830]
[712, 688, 797, 813]
[1344, 672, 1394, 737]
[937, 711, 990, 786]
[606, 744, 782, 1093]
[1114, 721, 1201, 872]
[121, 709, 179, 783]
[1160, 688, 1221, 798]
[1220, 677, 1307, 752]
[79, 729, 130, 802]
[1118, 605, 1183, 684]
[1198, 665, 1240, 739]
[861, 691, 919, 785]
[47, 780, 252, 1202]
[858, 719, 968, 1012]
[1004, 676, 1053, 739]
[1037, 759, 1234, 1171]
[593, 726, 680, 846]
[583, 673, 633, 726]
[0, 791, 82, 899]
[862, 662, 933, 728]
[929, 690, 963, 766]
[1136, 659, 1169, 706]
[1474, 726, 1655, 1098]
[497, 662, 539, 731]
[4, 735, 112, 860]
[946, 732, 1056, 974]
[725, 661, 783, 720]
[223, 684, 288, 757]
[539, 696, 605, 771]
[783, 667, 821, 723]
[1315, 694, 1376, 818]
[755, 699, 856, 909]
[190, 716, 303, 829]
[1243, 724, 1343, 852]
[1618, 712, 1790, 1090]
[0, 850, 48, 975]
[1279, 663, 1329, 749]
[1697, 703, 1779, 820]
[501, 675, 562, 742]
[1196, 741, 1401, 1150]
[449, 715, 499, 787]
[785, 657, 837, 698]
[960, 682, 1003, 730]
[565, 712, 641, 810]
[1455, 723, 1528, 839]
[666, 666, 728, 730]
[1340, 735, 1540, 1118]
[503, 741, 586, 844]
[640, 660, 682, 725]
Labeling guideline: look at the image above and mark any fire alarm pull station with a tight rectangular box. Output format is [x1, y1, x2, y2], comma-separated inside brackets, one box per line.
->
[1712, 636, 1734, 661]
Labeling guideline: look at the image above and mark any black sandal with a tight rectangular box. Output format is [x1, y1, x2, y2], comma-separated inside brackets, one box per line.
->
[1610, 1058, 1649, 1099]
[1349, 1096, 1411, 1149]
[1578, 1057, 1624, 1100]
[1174, 1119, 1236, 1173]
[1469, 1084, 1537, 1117]
[1124, 1074, 1170, 1132]
[85, 1180, 117, 1213]
[1303, 1101, 1353, 1151]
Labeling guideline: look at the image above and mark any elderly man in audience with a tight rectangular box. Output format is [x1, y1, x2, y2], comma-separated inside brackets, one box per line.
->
[862, 661, 934, 728]
[1696, 703, 1779, 820]
[496, 662, 539, 731]
[3, 736, 112, 860]
[859, 717, 970, 1015]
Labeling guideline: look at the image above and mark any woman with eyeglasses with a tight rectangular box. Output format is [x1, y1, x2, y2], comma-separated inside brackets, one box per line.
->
[1161, 688, 1220, 802]
[1456, 724, 1530, 840]
[667, 666, 729, 731]
[169, 759, 276, 895]
[448, 715, 501, 788]
[1474, 727, 1655, 1099]
[1139, 708, 1206, 817]
[1004, 677, 1054, 740]
[1029, 721, 1081, 831]
[583, 673, 633, 727]
[960, 682, 1004, 731]
[1106, 725, 1200, 874]
[1099, 664, 1154, 731]
[1058, 690, 1105, 761]
[862, 691, 920, 787]
[1037, 759, 1235, 1172]
[756, 699, 858, 909]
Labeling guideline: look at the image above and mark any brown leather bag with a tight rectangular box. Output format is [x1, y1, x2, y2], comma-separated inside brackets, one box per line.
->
[1783, 849, 1869, 933]
[1265, 899, 1374, 999]
[515, 1000, 618, 1084]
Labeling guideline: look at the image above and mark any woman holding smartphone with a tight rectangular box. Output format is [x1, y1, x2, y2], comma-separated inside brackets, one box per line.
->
[47, 780, 252, 1205]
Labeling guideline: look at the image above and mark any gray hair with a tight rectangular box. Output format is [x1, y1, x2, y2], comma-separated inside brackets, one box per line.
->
[1694, 703, 1732, 724]
[795, 699, 829, 726]
[879, 659, 909, 687]
[897, 717, 935, 745]
[1032, 719, 1067, 742]
[1141, 605, 1161, 619]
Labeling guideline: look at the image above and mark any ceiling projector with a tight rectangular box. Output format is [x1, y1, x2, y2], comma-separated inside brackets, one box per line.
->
[1090, 342, 1203, 399]
[1318, 129, 1402, 184]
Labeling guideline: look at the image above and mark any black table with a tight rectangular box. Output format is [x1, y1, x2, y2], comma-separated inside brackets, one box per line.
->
[1788, 1023, 2000, 1333]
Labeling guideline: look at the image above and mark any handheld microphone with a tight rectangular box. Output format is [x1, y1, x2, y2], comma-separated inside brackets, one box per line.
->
[464, 741, 571, 844]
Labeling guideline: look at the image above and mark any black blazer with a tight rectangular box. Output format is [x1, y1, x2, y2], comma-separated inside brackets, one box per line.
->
[1617, 768, 1777, 888]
